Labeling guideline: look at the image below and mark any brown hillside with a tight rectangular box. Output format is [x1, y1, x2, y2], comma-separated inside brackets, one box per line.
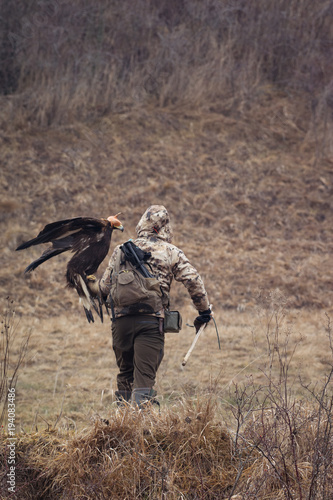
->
[1, 0, 333, 317]
[1, 97, 333, 318]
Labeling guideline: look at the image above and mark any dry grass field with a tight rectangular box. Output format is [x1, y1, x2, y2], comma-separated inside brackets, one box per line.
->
[2, 303, 331, 428]
[1, 104, 332, 427]
[1, 0, 333, 498]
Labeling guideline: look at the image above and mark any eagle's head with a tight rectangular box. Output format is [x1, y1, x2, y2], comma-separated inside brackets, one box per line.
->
[107, 214, 124, 231]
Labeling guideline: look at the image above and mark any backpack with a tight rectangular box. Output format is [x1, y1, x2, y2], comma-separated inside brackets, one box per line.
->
[109, 241, 165, 314]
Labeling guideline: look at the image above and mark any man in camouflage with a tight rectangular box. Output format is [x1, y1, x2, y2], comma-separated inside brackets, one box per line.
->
[98, 205, 211, 406]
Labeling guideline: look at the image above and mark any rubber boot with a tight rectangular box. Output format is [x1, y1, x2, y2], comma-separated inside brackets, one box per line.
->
[131, 388, 159, 409]
[115, 390, 132, 406]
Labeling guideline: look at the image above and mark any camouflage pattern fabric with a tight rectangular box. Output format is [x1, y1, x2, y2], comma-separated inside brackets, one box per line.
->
[100, 205, 210, 318]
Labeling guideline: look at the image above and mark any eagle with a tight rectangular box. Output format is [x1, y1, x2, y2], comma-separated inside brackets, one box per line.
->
[16, 215, 124, 323]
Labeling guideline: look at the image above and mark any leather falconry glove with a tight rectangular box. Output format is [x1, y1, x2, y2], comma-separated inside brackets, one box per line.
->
[86, 275, 101, 297]
[194, 308, 212, 333]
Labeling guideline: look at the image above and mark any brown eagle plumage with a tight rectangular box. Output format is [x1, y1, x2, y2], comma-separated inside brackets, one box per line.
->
[16, 215, 124, 323]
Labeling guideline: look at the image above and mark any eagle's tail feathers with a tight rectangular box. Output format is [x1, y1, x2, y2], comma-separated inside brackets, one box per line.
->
[78, 275, 104, 323]
[89, 296, 103, 322]
[84, 307, 94, 323]
[79, 293, 95, 323]
[96, 296, 104, 323]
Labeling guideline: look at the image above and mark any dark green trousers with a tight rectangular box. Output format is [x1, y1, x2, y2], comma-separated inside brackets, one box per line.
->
[111, 315, 164, 391]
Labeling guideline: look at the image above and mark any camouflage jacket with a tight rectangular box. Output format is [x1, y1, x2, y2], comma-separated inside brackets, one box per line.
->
[100, 205, 210, 318]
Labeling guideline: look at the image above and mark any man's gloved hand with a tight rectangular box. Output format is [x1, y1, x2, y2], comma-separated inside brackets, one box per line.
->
[86, 275, 101, 297]
[194, 308, 212, 333]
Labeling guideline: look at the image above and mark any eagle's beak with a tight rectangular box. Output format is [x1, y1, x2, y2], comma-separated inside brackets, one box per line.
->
[107, 215, 124, 231]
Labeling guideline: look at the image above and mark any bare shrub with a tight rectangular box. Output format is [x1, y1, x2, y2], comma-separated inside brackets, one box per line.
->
[302, 314, 333, 500]
[0, 298, 31, 426]
[226, 291, 333, 499]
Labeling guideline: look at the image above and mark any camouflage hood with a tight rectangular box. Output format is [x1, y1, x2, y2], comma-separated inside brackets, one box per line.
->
[136, 205, 173, 243]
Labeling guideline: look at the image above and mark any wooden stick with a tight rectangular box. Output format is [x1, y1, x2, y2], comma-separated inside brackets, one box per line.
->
[181, 323, 206, 367]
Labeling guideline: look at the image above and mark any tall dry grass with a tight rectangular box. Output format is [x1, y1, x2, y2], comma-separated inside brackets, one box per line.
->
[0, 297, 332, 499]
[1, 0, 332, 131]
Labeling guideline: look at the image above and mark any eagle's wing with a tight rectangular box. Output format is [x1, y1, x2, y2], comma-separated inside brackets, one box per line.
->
[16, 217, 107, 252]
[16, 216, 124, 323]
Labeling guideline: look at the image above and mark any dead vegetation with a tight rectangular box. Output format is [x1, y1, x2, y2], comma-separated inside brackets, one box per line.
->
[0, 295, 333, 499]
[1, 400, 233, 499]
[1, 382, 333, 499]
[0, 299, 31, 426]
[1, 1, 333, 498]
[1, 0, 332, 133]
[1, 334, 332, 498]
